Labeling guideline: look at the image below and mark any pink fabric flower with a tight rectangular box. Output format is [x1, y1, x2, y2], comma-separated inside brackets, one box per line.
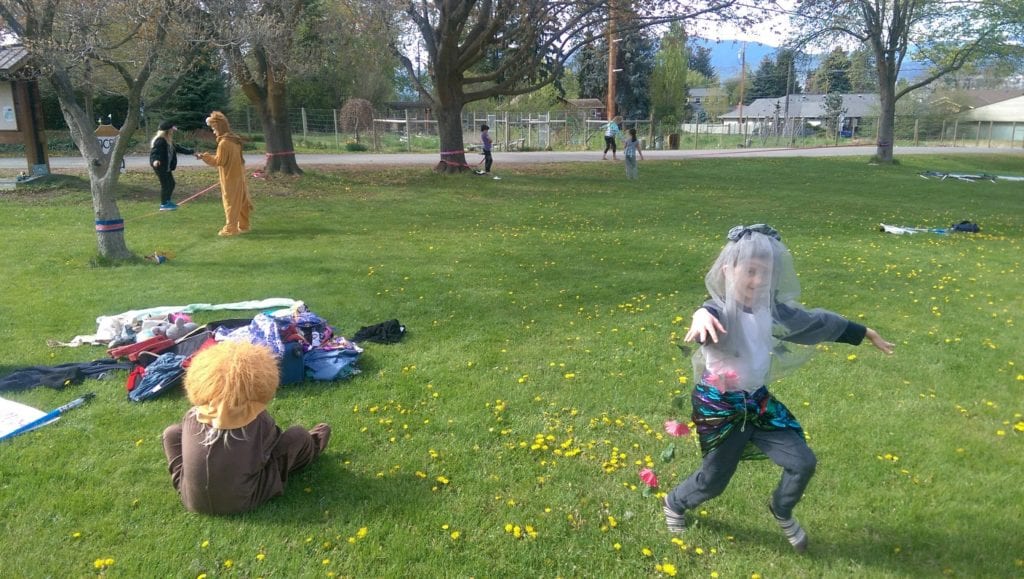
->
[639, 468, 658, 488]
[664, 419, 690, 437]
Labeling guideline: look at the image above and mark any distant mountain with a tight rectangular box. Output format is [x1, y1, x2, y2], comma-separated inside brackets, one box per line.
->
[691, 38, 779, 78]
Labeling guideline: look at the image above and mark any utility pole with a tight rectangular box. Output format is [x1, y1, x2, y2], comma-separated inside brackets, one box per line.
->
[606, 1, 619, 120]
[737, 42, 746, 142]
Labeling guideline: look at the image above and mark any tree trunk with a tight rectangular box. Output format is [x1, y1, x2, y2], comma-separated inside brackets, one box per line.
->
[261, 80, 302, 175]
[435, 103, 469, 173]
[51, 70, 134, 261]
[875, 80, 897, 163]
[91, 167, 133, 261]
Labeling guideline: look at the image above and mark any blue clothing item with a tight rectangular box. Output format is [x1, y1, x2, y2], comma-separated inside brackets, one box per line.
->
[304, 347, 361, 381]
[130, 353, 186, 402]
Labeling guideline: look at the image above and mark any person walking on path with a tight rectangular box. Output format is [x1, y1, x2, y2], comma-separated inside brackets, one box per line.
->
[149, 121, 194, 211]
[602, 116, 622, 160]
[197, 111, 252, 236]
[662, 224, 893, 553]
[623, 128, 644, 179]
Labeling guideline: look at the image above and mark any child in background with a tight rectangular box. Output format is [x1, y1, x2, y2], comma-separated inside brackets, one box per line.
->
[162, 340, 331, 514]
[602, 116, 621, 160]
[149, 121, 193, 211]
[662, 224, 893, 552]
[481, 124, 493, 174]
[623, 128, 644, 179]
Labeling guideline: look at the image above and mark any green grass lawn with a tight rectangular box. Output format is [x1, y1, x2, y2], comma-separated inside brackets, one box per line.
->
[1, 154, 1022, 578]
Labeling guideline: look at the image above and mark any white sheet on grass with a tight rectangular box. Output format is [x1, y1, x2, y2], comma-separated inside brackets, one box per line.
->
[52, 298, 302, 347]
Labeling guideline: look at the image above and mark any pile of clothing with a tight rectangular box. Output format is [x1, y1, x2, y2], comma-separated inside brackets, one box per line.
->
[111, 303, 363, 402]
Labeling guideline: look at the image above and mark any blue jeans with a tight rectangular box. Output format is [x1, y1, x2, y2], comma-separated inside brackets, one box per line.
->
[666, 424, 817, 519]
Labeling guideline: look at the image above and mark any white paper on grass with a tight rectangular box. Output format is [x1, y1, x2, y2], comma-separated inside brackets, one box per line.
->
[0, 396, 57, 438]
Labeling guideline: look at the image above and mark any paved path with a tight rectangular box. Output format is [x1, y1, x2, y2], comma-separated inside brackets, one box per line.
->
[0, 145, 1017, 171]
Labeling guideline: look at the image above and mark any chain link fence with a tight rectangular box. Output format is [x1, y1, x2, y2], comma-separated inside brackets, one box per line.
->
[9, 106, 1024, 158]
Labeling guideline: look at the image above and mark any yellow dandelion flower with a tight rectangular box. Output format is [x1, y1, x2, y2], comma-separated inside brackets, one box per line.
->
[711, 572, 720, 578]
[641, 547, 653, 557]
[996, 429, 1006, 436]
[661, 562, 678, 576]
[223, 560, 233, 568]
[72, 532, 81, 539]
[197, 574, 207, 579]
[450, 531, 461, 540]
[695, 547, 704, 555]
[564, 372, 575, 379]
[356, 527, 368, 539]
[256, 552, 266, 561]
[1013, 421, 1024, 432]
[847, 354, 857, 361]
[201, 540, 210, 548]
[613, 542, 622, 551]
[436, 475, 449, 485]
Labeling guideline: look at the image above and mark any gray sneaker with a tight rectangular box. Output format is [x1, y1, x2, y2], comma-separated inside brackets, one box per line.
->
[770, 503, 808, 553]
[663, 497, 686, 533]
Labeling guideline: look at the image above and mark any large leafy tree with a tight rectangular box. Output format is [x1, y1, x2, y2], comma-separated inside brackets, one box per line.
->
[195, 0, 314, 175]
[650, 23, 689, 125]
[1, 0, 196, 260]
[392, 0, 771, 172]
[793, 0, 1024, 163]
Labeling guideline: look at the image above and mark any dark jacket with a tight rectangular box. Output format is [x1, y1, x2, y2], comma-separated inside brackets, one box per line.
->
[149, 137, 194, 173]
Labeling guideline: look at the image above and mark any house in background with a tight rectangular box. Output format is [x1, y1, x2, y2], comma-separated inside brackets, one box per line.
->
[560, 98, 606, 121]
[687, 88, 728, 121]
[719, 93, 880, 137]
[957, 93, 1024, 145]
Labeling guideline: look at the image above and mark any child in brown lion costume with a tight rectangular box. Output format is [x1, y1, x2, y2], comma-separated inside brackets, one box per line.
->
[162, 340, 331, 514]
[197, 111, 253, 237]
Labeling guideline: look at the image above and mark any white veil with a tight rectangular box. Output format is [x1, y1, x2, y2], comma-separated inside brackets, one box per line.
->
[693, 225, 848, 390]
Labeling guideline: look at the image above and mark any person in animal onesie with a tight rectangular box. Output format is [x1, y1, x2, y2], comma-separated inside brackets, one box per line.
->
[161, 340, 331, 514]
[197, 111, 253, 236]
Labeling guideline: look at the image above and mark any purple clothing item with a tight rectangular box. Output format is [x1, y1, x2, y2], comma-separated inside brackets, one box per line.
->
[481, 130, 492, 152]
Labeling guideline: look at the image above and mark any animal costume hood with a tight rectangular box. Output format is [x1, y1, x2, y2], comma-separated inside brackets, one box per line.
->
[184, 340, 279, 430]
[206, 111, 244, 147]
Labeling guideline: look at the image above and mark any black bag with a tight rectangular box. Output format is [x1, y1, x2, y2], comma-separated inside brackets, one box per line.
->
[353, 319, 406, 344]
[951, 220, 980, 233]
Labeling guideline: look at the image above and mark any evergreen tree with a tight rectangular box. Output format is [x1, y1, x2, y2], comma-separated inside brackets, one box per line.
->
[687, 43, 716, 80]
[808, 48, 852, 94]
[573, 23, 655, 120]
[749, 55, 780, 100]
[616, 27, 656, 119]
[847, 47, 878, 92]
[152, 50, 229, 130]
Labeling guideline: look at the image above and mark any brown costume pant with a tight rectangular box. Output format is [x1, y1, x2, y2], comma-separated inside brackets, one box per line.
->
[162, 411, 320, 514]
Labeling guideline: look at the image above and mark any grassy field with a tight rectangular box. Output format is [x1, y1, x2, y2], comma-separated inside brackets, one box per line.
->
[1, 154, 1022, 578]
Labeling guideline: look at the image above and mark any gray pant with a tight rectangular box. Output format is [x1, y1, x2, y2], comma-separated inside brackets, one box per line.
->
[666, 426, 816, 520]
